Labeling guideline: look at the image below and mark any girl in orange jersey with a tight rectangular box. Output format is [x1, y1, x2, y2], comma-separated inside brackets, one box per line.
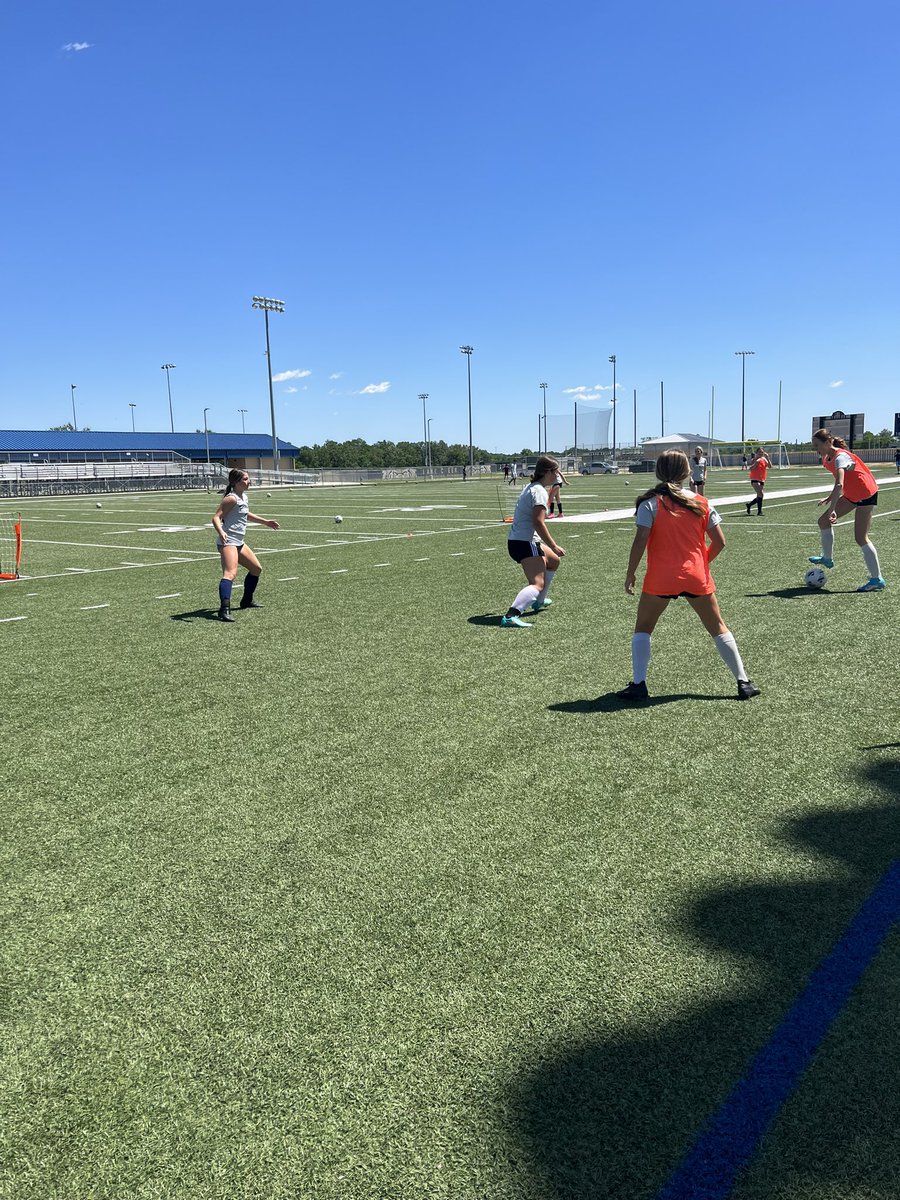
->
[745, 446, 771, 515]
[808, 428, 886, 592]
[617, 450, 760, 701]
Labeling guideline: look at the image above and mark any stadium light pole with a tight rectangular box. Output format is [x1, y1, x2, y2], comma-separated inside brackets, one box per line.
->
[70, 384, 78, 431]
[735, 350, 755, 444]
[129, 403, 137, 433]
[609, 356, 617, 460]
[161, 364, 176, 432]
[459, 345, 474, 469]
[252, 296, 286, 477]
[426, 418, 433, 474]
[203, 407, 211, 472]
[419, 393, 429, 475]
[238, 408, 247, 434]
[539, 382, 548, 454]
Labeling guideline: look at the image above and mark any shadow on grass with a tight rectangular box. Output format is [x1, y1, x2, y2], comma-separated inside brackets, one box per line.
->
[468, 613, 553, 627]
[745, 586, 856, 599]
[550, 691, 734, 713]
[170, 608, 224, 623]
[511, 757, 900, 1200]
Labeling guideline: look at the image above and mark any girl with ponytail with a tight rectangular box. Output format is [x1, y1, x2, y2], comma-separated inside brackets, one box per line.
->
[499, 456, 566, 627]
[617, 450, 760, 701]
[211, 470, 281, 622]
[809, 429, 885, 591]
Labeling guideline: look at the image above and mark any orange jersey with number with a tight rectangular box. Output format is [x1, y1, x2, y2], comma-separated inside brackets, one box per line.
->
[749, 457, 768, 482]
[823, 450, 877, 502]
[643, 495, 715, 597]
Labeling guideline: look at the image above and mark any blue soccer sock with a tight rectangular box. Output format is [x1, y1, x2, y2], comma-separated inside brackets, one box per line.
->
[219, 578, 233, 605]
[244, 572, 260, 601]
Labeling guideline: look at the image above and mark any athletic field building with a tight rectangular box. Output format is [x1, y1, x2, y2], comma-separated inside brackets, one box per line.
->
[0, 430, 300, 471]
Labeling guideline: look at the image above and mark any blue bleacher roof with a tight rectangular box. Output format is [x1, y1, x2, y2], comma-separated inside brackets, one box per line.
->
[0, 430, 300, 455]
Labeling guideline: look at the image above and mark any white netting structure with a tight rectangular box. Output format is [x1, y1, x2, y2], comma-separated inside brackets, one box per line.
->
[545, 405, 613, 455]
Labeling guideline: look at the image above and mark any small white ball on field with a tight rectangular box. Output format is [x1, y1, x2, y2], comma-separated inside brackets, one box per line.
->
[266, 491, 271, 497]
[334, 515, 343, 524]
[96, 502, 102, 508]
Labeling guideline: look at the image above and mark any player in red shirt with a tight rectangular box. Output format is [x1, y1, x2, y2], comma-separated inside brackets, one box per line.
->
[745, 447, 771, 515]
[617, 450, 760, 701]
[808, 428, 885, 591]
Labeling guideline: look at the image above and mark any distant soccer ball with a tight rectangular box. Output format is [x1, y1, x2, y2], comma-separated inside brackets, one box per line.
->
[334, 515, 343, 524]
[266, 492, 272, 497]
[96, 502, 102, 508]
[804, 567, 826, 589]
[624, 480, 630, 486]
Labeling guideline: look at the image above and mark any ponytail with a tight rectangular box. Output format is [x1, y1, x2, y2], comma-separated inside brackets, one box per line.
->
[635, 449, 706, 517]
[813, 428, 848, 450]
[224, 467, 245, 496]
[531, 455, 560, 482]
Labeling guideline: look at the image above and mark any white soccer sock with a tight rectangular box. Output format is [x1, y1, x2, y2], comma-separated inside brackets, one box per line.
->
[820, 526, 835, 558]
[535, 569, 556, 604]
[631, 633, 651, 684]
[714, 632, 748, 682]
[510, 584, 540, 614]
[861, 541, 881, 578]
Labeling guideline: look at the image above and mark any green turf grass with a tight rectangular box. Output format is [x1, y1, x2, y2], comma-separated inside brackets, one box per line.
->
[2, 471, 899, 1198]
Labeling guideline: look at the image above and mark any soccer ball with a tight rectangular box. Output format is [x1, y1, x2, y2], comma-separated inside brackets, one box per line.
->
[96, 502, 102, 508]
[266, 492, 271, 497]
[804, 567, 827, 589]
[334, 515, 343, 524]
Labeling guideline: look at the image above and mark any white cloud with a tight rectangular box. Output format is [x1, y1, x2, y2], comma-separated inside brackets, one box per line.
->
[62, 42, 92, 51]
[284, 386, 298, 394]
[562, 383, 612, 395]
[829, 380, 844, 388]
[272, 368, 311, 383]
[358, 381, 391, 394]
[329, 372, 343, 380]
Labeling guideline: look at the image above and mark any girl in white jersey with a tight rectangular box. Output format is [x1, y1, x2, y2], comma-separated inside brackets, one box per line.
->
[211, 469, 280, 622]
[500, 456, 566, 628]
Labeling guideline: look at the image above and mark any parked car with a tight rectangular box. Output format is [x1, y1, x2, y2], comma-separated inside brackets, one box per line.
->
[581, 461, 620, 475]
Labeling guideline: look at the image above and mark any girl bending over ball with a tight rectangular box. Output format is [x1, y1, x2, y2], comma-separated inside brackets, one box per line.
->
[809, 428, 885, 591]
[500, 455, 566, 627]
[211, 469, 280, 622]
[618, 450, 759, 701]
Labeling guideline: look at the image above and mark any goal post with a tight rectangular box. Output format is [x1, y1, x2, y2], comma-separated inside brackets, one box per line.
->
[0, 511, 22, 579]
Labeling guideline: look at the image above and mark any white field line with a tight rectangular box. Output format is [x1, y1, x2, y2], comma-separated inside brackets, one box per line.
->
[560, 478, 900, 524]
[277, 576, 299, 582]
[80, 604, 110, 611]
[155, 593, 182, 599]
[25, 537, 217, 557]
[0, 615, 27, 623]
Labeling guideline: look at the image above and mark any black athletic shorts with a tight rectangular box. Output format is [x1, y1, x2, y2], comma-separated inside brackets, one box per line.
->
[852, 493, 878, 507]
[508, 539, 544, 564]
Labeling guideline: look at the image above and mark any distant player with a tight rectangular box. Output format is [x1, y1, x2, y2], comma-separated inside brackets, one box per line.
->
[509, 463, 518, 486]
[547, 465, 569, 517]
[689, 446, 708, 494]
[500, 456, 566, 628]
[745, 446, 771, 515]
[617, 450, 760, 701]
[211, 469, 280, 622]
[808, 428, 885, 591]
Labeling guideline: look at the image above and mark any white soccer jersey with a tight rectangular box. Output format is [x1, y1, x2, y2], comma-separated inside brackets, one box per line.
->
[219, 494, 249, 545]
[635, 495, 721, 531]
[509, 482, 549, 541]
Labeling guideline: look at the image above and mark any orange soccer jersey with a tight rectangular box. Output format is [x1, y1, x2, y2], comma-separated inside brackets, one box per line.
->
[824, 450, 878, 503]
[749, 456, 768, 482]
[643, 495, 715, 597]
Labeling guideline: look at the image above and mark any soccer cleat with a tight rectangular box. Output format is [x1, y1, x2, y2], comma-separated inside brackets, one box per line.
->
[808, 555, 835, 568]
[856, 577, 886, 592]
[217, 605, 235, 623]
[616, 680, 649, 701]
[239, 599, 263, 609]
[529, 598, 553, 611]
[737, 679, 761, 700]
[745, 502, 752, 515]
[500, 614, 532, 628]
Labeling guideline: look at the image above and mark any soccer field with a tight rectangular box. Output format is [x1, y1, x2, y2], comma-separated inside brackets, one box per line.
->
[3, 469, 900, 1200]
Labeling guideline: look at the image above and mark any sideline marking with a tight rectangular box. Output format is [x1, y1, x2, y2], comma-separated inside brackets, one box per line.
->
[80, 604, 110, 611]
[330, 569, 348, 574]
[0, 615, 27, 623]
[155, 593, 181, 599]
[657, 859, 900, 1199]
[277, 576, 299, 582]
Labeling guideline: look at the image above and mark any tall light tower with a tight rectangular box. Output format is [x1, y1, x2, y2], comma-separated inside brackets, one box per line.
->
[459, 345, 474, 469]
[70, 384, 78, 431]
[252, 296, 286, 477]
[540, 382, 548, 454]
[128, 403, 137, 433]
[419, 393, 429, 475]
[161, 364, 176, 433]
[735, 350, 755, 444]
[609, 355, 617, 460]
[203, 407, 211, 473]
[238, 408, 248, 434]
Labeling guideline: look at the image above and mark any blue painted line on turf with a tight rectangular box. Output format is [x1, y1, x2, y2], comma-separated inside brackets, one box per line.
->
[656, 859, 900, 1200]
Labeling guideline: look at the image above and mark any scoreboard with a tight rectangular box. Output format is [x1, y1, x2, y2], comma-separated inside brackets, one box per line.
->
[812, 411, 864, 448]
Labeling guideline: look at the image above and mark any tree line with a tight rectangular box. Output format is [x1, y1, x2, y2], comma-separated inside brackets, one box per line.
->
[292, 438, 531, 469]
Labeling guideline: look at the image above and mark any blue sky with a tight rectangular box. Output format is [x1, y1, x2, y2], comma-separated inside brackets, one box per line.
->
[1, 0, 898, 452]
